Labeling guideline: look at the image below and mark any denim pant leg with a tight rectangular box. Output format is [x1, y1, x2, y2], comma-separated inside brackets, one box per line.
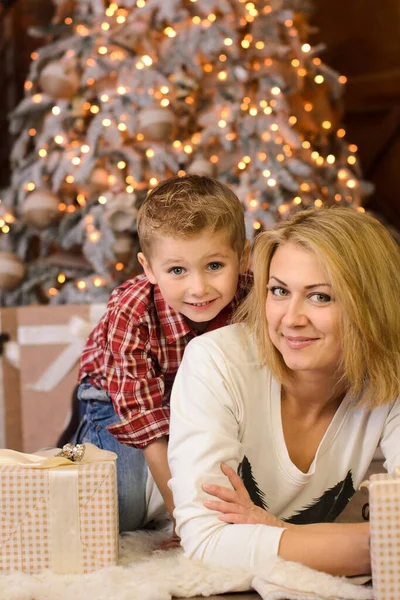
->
[75, 383, 148, 533]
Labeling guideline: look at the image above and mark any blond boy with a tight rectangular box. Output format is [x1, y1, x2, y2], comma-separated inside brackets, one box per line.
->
[75, 175, 251, 531]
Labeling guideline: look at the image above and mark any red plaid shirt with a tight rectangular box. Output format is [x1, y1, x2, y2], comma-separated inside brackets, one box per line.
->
[78, 272, 252, 449]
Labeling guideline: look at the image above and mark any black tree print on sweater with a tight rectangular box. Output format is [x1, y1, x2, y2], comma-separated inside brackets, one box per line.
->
[237, 456, 356, 524]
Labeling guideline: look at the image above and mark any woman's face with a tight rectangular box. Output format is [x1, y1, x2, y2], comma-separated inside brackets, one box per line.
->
[265, 241, 342, 379]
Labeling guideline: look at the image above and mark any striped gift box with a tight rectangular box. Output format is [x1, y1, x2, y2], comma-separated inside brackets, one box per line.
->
[0, 445, 118, 574]
[369, 471, 400, 600]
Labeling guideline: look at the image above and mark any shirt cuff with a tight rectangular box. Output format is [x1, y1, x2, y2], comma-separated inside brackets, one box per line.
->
[107, 406, 170, 448]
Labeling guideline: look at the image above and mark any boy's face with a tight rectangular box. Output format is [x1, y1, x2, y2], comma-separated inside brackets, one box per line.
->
[138, 229, 248, 332]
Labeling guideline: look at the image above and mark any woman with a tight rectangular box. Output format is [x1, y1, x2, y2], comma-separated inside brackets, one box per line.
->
[167, 207, 400, 576]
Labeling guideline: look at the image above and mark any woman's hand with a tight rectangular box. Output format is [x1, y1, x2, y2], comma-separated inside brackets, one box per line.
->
[202, 463, 288, 528]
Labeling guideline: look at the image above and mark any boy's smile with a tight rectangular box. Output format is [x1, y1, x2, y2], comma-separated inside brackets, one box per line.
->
[138, 229, 247, 332]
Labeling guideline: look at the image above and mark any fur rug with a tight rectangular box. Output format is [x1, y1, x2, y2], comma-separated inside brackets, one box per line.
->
[0, 530, 373, 600]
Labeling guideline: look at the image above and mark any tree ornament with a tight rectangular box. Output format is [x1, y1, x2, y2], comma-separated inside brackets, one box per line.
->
[112, 20, 149, 51]
[171, 67, 198, 100]
[112, 232, 134, 261]
[0, 251, 26, 291]
[105, 192, 138, 232]
[22, 190, 60, 230]
[90, 167, 110, 191]
[188, 157, 214, 177]
[138, 106, 176, 142]
[39, 60, 80, 100]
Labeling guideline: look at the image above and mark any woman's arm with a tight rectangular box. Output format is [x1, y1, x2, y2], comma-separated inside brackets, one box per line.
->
[203, 463, 370, 576]
[168, 336, 285, 568]
[279, 524, 370, 576]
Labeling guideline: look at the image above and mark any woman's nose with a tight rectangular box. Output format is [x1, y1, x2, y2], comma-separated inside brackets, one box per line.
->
[282, 298, 308, 327]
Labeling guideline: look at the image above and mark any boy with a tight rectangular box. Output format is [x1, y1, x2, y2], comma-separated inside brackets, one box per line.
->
[75, 174, 251, 532]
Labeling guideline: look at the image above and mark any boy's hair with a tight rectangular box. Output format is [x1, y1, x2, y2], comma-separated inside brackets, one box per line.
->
[235, 206, 400, 409]
[137, 175, 246, 257]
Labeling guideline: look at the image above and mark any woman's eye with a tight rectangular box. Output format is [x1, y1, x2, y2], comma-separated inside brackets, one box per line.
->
[310, 293, 331, 303]
[270, 286, 289, 297]
[208, 262, 223, 271]
[169, 267, 185, 275]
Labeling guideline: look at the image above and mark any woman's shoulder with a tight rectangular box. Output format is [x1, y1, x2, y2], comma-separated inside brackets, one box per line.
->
[189, 323, 260, 367]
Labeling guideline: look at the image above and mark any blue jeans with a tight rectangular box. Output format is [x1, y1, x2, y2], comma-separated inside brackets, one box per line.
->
[74, 379, 148, 532]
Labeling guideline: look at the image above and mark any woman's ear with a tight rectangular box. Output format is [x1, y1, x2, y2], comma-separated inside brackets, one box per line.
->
[239, 239, 251, 273]
[137, 252, 157, 284]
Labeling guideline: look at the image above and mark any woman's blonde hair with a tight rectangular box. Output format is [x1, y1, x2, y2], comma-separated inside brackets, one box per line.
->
[236, 207, 400, 408]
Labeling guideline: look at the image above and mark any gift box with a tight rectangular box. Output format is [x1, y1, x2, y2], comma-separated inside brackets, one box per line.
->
[368, 469, 400, 600]
[0, 303, 106, 452]
[0, 443, 118, 574]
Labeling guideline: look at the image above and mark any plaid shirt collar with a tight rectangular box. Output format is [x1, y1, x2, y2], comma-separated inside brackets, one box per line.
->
[153, 272, 252, 344]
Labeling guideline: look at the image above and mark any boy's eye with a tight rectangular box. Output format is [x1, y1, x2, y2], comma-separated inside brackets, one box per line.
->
[208, 262, 223, 271]
[169, 266, 185, 275]
[269, 286, 289, 297]
[310, 292, 331, 303]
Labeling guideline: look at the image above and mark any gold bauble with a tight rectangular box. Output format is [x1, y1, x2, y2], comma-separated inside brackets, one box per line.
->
[22, 190, 60, 229]
[91, 167, 110, 191]
[138, 106, 176, 142]
[188, 157, 214, 177]
[39, 61, 80, 100]
[0, 251, 26, 290]
[112, 232, 134, 261]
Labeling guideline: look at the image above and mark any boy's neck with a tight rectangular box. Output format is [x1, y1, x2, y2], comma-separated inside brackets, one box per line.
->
[184, 316, 211, 334]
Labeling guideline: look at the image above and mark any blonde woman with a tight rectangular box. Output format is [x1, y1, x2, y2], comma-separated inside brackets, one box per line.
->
[168, 207, 400, 576]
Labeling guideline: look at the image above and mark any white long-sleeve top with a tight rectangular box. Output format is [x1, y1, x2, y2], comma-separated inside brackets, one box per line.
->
[168, 324, 400, 570]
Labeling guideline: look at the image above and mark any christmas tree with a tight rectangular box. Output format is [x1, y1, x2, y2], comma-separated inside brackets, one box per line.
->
[0, 0, 370, 306]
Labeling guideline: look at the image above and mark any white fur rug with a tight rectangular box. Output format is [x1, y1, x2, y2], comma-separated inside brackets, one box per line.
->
[0, 530, 373, 600]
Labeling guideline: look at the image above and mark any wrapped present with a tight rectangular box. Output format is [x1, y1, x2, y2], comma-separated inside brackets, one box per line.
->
[0, 303, 106, 452]
[0, 443, 118, 574]
[368, 468, 400, 600]
[0, 308, 21, 449]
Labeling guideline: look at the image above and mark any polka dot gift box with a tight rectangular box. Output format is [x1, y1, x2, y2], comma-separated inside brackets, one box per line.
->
[368, 469, 400, 600]
[0, 443, 118, 574]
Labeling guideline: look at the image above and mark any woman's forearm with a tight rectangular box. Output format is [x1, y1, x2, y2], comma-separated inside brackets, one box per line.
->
[278, 522, 370, 576]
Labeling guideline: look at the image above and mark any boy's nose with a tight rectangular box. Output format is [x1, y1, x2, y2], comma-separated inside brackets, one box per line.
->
[188, 274, 208, 297]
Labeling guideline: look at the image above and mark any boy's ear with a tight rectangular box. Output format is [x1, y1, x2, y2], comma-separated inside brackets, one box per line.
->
[137, 252, 157, 284]
[239, 239, 251, 273]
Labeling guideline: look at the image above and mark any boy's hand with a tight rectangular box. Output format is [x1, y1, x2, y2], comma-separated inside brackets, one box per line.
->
[143, 437, 175, 518]
[202, 463, 288, 529]
[155, 533, 181, 550]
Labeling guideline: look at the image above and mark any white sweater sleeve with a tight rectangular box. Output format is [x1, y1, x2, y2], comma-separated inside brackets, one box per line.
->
[168, 336, 284, 570]
[379, 397, 400, 473]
